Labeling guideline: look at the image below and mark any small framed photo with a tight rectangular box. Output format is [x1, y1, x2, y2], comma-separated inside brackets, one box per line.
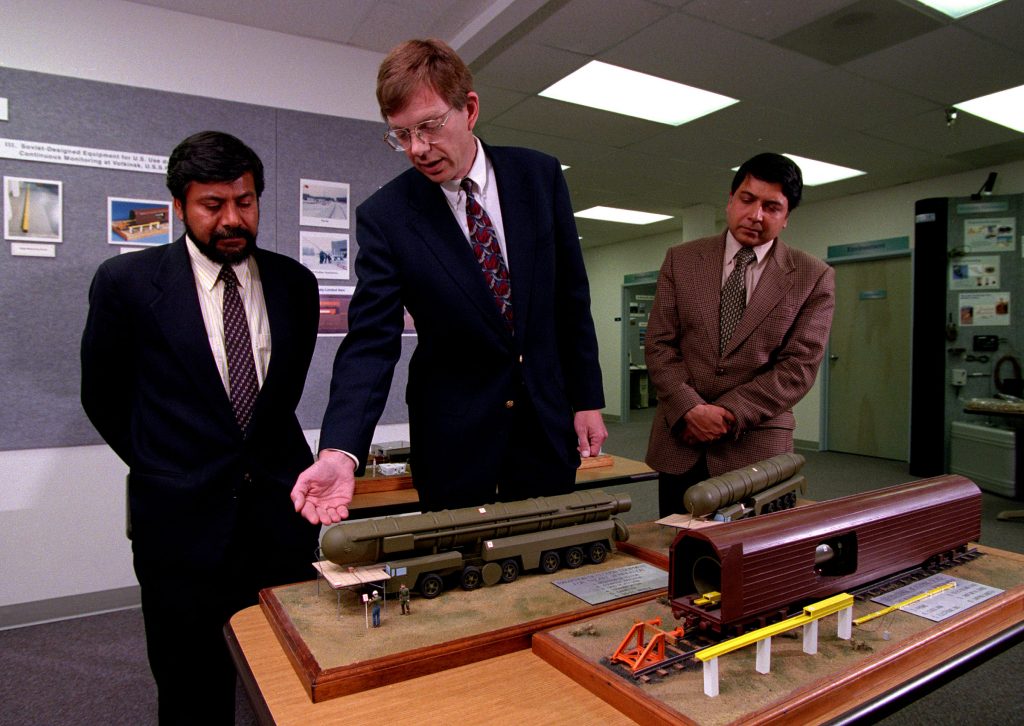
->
[4, 176, 63, 243]
[301, 231, 349, 280]
[108, 197, 173, 246]
[300, 179, 349, 228]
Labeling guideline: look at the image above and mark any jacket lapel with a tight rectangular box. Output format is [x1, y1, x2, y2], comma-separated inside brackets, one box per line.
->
[489, 146, 534, 342]
[149, 237, 235, 424]
[405, 166, 512, 341]
[694, 235, 727, 353]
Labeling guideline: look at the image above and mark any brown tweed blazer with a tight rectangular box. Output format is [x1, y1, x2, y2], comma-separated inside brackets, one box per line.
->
[644, 232, 834, 476]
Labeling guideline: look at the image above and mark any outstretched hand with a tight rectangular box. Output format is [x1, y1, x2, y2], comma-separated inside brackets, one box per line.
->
[291, 450, 356, 525]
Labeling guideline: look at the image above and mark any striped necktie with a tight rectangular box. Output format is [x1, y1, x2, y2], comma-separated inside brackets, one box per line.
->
[219, 264, 259, 433]
[719, 246, 757, 354]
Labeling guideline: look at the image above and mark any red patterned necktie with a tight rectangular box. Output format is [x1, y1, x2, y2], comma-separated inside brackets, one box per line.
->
[461, 178, 513, 331]
[219, 265, 259, 433]
[719, 246, 756, 354]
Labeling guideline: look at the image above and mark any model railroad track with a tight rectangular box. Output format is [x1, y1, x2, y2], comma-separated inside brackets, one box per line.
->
[610, 548, 982, 685]
[850, 547, 981, 601]
[605, 631, 719, 683]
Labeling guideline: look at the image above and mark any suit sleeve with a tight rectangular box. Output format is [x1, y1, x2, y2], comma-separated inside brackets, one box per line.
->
[645, 247, 708, 429]
[716, 262, 835, 432]
[317, 205, 405, 471]
[551, 163, 604, 411]
[80, 262, 136, 465]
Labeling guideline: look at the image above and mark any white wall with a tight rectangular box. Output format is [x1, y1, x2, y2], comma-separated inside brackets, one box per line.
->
[587, 159, 1024, 446]
[0, 0, 383, 123]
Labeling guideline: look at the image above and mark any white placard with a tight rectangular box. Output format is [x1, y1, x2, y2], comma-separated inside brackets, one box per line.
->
[10, 242, 56, 257]
[0, 137, 168, 174]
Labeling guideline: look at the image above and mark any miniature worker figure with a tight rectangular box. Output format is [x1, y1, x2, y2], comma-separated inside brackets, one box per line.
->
[371, 590, 383, 627]
[645, 153, 835, 517]
[291, 38, 606, 517]
[81, 131, 321, 724]
[399, 583, 411, 615]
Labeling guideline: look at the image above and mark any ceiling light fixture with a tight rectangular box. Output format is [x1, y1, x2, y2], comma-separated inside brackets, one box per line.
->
[540, 60, 738, 126]
[913, 0, 1006, 19]
[785, 154, 866, 186]
[954, 83, 1024, 134]
[732, 154, 866, 186]
[574, 206, 673, 225]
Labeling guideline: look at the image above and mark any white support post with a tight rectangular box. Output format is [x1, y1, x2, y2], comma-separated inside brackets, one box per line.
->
[838, 606, 853, 640]
[803, 619, 819, 655]
[756, 636, 772, 674]
[703, 656, 720, 697]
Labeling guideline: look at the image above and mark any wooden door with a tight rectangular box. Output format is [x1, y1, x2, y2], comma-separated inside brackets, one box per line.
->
[826, 256, 911, 460]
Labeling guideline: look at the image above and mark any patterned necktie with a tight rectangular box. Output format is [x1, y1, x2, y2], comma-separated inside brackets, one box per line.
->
[719, 246, 757, 354]
[461, 178, 513, 331]
[219, 265, 259, 433]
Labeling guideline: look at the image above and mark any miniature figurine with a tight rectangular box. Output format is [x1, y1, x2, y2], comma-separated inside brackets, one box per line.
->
[399, 584, 411, 615]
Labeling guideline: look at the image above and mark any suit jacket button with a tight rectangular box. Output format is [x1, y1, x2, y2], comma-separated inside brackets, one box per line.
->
[505, 400, 515, 409]
[716, 367, 726, 375]
[243, 472, 252, 483]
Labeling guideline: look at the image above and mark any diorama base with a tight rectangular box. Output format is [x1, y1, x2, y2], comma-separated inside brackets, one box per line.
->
[260, 551, 664, 703]
[531, 546, 1024, 725]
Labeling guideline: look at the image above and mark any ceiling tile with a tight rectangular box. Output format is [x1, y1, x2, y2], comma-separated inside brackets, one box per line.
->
[772, 0, 944, 65]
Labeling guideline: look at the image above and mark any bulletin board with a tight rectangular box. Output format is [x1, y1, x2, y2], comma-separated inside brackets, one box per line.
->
[0, 67, 411, 451]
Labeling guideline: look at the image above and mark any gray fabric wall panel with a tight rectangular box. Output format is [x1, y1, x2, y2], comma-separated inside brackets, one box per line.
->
[0, 67, 412, 451]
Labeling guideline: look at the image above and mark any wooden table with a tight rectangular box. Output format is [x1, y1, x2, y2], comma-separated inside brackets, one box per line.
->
[226, 545, 1023, 725]
[348, 453, 657, 517]
[226, 605, 633, 725]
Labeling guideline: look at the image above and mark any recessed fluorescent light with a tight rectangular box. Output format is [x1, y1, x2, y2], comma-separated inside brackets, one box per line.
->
[955, 83, 1024, 134]
[575, 206, 673, 225]
[731, 155, 866, 185]
[782, 154, 865, 186]
[540, 60, 737, 126]
[913, 0, 1005, 18]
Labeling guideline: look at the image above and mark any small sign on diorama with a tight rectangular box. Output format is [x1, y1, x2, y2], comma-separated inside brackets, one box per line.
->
[871, 573, 1003, 622]
[553, 563, 667, 605]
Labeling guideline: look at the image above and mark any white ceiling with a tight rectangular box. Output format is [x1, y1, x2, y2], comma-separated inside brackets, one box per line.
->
[128, 0, 1024, 246]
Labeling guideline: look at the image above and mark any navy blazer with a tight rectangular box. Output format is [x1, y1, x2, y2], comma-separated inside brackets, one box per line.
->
[319, 145, 604, 499]
[81, 236, 320, 567]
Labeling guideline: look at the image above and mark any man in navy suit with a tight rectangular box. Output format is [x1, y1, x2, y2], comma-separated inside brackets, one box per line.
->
[81, 131, 320, 724]
[292, 39, 606, 519]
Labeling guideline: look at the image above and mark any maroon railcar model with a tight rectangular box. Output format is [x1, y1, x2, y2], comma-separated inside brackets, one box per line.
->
[669, 475, 982, 634]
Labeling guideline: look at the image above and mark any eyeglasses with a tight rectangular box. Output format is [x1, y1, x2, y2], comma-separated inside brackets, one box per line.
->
[384, 108, 454, 151]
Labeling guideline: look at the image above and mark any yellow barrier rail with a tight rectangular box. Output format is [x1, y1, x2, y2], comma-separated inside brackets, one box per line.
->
[696, 593, 854, 662]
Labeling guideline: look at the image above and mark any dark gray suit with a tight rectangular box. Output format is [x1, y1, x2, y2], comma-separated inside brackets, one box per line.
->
[319, 144, 604, 510]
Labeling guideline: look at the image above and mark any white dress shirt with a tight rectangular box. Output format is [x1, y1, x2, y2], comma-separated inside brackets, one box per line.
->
[722, 231, 774, 304]
[185, 236, 271, 394]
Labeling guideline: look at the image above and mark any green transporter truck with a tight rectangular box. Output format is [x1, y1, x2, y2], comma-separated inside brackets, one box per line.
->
[320, 490, 632, 598]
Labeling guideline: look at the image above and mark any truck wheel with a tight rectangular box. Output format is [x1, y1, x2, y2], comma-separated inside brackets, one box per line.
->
[540, 550, 560, 574]
[461, 566, 483, 590]
[500, 558, 520, 583]
[588, 542, 608, 564]
[565, 546, 585, 569]
[419, 573, 443, 599]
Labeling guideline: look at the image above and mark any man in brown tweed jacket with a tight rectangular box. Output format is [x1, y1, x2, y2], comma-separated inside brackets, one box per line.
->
[645, 153, 835, 516]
